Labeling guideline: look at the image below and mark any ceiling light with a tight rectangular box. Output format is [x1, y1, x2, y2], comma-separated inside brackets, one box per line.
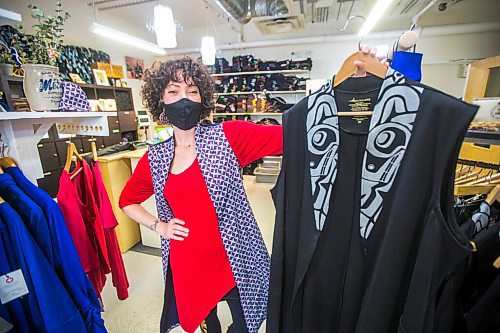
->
[90, 22, 166, 55]
[154, 5, 177, 48]
[0, 8, 22, 23]
[358, 0, 394, 37]
[200, 36, 216, 65]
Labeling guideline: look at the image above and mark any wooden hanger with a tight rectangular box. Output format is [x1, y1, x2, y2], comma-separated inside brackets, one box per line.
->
[0, 167, 4, 204]
[333, 51, 387, 117]
[91, 141, 98, 162]
[464, 172, 500, 186]
[334, 51, 387, 87]
[485, 185, 500, 205]
[64, 142, 84, 180]
[0, 156, 18, 169]
[454, 169, 482, 185]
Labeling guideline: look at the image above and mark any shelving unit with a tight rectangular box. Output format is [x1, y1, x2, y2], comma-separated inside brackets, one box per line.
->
[216, 90, 306, 96]
[213, 112, 283, 116]
[0, 78, 139, 196]
[0, 111, 115, 186]
[211, 69, 310, 77]
[464, 130, 500, 146]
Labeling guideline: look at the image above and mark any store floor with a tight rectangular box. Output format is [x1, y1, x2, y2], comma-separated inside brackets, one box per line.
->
[101, 176, 276, 332]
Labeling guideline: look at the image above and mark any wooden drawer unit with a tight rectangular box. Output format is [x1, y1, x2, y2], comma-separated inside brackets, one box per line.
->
[37, 168, 62, 198]
[117, 111, 137, 132]
[37, 142, 60, 172]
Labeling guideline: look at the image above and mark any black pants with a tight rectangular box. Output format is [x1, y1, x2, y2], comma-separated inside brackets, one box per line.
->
[205, 287, 248, 333]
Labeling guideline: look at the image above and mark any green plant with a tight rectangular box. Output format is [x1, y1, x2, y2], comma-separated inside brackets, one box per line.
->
[17, 1, 70, 66]
[0, 49, 15, 65]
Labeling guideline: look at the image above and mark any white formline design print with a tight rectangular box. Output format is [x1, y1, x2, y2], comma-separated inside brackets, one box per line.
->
[306, 69, 423, 237]
[306, 82, 339, 231]
[360, 69, 424, 238]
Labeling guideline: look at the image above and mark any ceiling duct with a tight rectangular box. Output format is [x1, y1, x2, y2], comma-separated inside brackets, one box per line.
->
[214, 0, 251, 24]
[215, 0, 289, 24]
[254, 0, 290, 17]
[254, 14, 305, 34]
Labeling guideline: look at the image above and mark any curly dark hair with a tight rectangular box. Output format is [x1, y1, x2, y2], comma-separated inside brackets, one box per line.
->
[141, 57, 215, 122]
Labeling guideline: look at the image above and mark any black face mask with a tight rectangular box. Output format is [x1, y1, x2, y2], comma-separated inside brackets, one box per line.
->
[161, 98, 203, 130]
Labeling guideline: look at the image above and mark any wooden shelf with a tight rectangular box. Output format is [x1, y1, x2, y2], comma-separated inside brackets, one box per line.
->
[211, 69, 310, 77]
[216, 90, 306, 96]
[213, 113, 283, 116]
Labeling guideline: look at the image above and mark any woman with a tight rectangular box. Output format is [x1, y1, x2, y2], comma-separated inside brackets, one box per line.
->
[119, 57, 282, 333]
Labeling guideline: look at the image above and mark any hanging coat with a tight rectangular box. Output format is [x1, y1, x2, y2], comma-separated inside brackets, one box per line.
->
[0, 202, 86, 333]
[0, 215, 31, 333]
[267, 68, 478, 333]
[5, 166, 107, 333]
[0, 173, 54, 266]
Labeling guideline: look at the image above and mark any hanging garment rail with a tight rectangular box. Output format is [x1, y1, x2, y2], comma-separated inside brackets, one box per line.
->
[457, 159, 500, 171]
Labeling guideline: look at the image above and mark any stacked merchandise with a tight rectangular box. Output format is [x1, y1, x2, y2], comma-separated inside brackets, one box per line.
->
[212, 56, 312, 74]
[215, 94, 293, 115]
[57, 148, 129, 305]
[11, 98, 30, 111]
[214, 72, 307, 93]
[0, 157, 107, 333]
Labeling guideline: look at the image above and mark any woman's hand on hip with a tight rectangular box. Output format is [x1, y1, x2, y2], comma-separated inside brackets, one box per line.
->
[157, 218, 190, 241]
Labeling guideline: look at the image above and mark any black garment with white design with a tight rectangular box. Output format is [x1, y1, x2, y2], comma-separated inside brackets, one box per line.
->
[267, 69, 478, 333]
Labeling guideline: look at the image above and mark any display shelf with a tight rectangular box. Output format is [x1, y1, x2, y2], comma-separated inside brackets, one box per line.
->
[212, 112, 283, 116]
[0, 111, 116, 183]
[216, 90, 306, 96]
[464, 130, 500, 145]
[0, 111, 116, 120]
[211, 69, 310, 77]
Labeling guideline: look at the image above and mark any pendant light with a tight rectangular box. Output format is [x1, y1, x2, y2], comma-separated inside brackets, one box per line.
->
[154, 4, 177, 48]
[201, 36, 216, 65]
[200, 6, 216, 65]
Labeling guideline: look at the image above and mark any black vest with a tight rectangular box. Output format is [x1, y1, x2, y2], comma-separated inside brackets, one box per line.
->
[267, 69, 478, 333]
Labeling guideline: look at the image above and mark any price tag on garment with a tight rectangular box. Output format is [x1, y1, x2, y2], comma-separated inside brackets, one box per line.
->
[0, 270, 29, 304]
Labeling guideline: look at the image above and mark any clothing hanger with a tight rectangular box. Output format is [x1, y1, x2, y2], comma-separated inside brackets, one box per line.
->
[64, 142, 84, 180]
[0, 156, 18, 169]
[464, 172, 500, 186]
[333, 46, 387, 117]
[485, 185, 500, 205]
[454, 169, 482, 185]
[334, 51, 387, 88]
[0, 165, 3, 204]
[91, 141, 98, 162]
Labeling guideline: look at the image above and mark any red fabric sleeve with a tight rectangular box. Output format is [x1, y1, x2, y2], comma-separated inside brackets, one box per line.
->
[119, 153, 155, 208]
[222, 121, 283, 167]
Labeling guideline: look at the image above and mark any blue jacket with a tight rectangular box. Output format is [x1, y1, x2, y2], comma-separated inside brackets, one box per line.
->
[0, 174, 54, 266]
[0, 202, 86, 333]
[0, 215, 31, 333]
[5, 167, 107, 333]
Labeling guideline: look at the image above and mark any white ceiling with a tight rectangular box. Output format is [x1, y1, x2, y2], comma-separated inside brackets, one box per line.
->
[4, 0, 500, 51]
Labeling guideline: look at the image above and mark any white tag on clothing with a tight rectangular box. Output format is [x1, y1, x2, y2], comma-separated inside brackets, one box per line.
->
[0, 270, 29, 304]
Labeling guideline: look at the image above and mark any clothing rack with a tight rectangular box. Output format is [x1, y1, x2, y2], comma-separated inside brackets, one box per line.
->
[457, 159, 500, 171]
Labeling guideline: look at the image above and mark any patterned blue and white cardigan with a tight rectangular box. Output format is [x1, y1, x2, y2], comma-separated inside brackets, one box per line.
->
[148, 123, 270, 333]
